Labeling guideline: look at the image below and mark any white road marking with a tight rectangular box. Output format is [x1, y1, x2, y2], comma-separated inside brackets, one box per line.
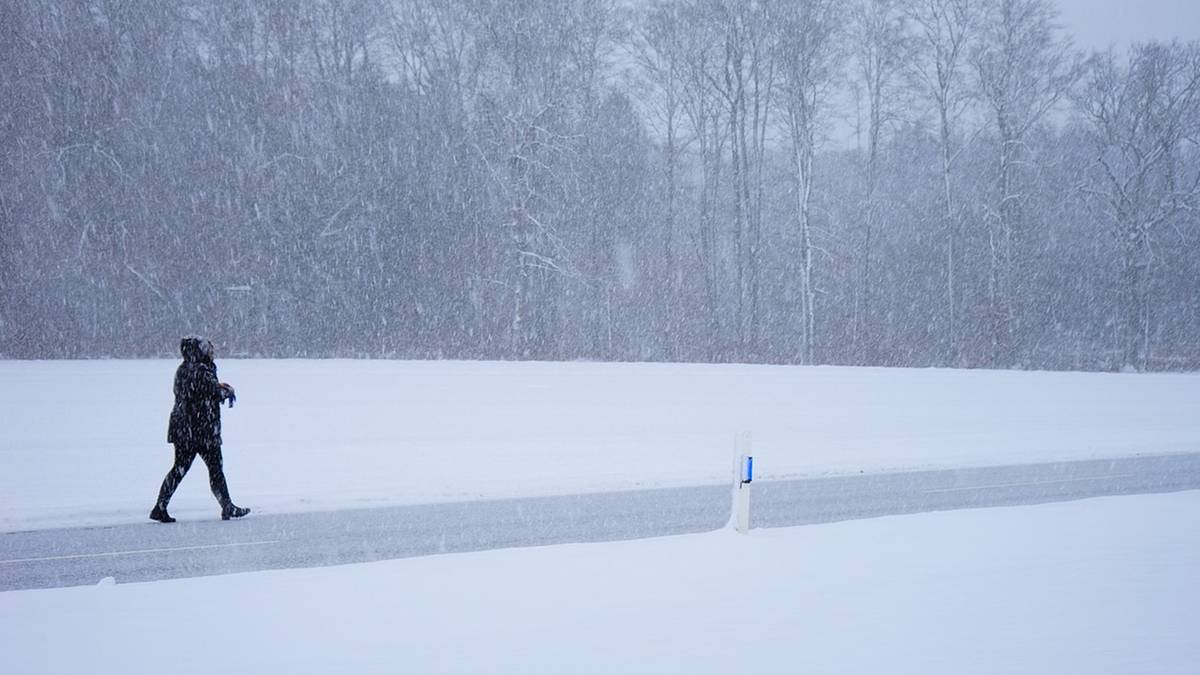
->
[0, 540, 281, 565]
[923, 474, 1136, 494]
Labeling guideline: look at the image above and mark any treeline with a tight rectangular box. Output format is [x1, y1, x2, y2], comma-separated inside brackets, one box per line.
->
[2, 0, 1199, 370]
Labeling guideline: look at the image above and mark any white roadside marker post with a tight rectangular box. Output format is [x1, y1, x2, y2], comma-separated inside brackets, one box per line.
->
[734, 432, 753, 534]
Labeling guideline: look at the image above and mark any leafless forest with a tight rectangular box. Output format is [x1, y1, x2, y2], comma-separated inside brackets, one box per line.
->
[2, 0, 1199, 370]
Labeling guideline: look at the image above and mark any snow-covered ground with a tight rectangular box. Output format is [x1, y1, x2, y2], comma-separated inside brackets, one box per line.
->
[3, 491, 1197, 674]
[2, 359, 1199, 531]
[4, 359, 1198, 672]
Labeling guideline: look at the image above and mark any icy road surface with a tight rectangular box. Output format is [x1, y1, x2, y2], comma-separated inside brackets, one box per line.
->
[3, 452, 1197, 591]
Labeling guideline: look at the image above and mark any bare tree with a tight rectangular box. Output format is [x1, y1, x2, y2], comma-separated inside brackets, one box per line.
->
[971, 0, 1083, 367]
[772, 0, 843, 364]
[386, 0, 493, 349]
[1075, 41, 1200, 370]
[307, 0, 385, 85]
[469, 0, 616, 358]
[676, 1, 729, 359]
[701, 0, 774, 356]
[849, 0, 909, 363]
[630, 0, 691, 359]
[904, 0, 977, 364]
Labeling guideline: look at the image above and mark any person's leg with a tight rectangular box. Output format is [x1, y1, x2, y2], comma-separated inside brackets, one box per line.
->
[197, 444, 249, 519]
[196, 444, 231, 509]
[151, 444, 197, 522]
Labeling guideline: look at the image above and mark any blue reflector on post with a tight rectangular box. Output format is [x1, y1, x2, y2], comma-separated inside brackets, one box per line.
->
[741, 455, 753, 484]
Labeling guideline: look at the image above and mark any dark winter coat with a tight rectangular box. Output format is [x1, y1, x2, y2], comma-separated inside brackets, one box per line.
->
[167, 337, 230, 446]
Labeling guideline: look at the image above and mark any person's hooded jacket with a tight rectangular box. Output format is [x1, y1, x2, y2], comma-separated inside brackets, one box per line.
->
[167, 337, 232, 446]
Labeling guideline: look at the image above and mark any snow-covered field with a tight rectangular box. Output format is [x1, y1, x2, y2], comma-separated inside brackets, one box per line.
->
[3, 491, 1197, 674]
[2, 359, 1200, 531]
[4, 359, 1198, 672]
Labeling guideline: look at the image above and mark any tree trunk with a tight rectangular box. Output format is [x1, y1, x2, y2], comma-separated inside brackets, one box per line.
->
[793, 122, 817, 365]
[1119, 229, 1149, 371]
[940, 107, 959, 366]
[992, 125, 1018, 367]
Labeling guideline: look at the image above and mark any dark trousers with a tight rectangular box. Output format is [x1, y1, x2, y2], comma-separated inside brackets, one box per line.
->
[155, 443, 232, 510]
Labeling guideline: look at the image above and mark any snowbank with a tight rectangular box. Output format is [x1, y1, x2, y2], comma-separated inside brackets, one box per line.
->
[3, 491, 1197, 674]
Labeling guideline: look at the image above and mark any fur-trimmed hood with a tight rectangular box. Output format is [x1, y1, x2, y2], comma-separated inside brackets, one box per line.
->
[180, 336, 213, 363]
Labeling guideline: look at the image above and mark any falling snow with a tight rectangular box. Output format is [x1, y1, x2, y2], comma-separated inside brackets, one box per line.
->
[2, 1, 1198, 371]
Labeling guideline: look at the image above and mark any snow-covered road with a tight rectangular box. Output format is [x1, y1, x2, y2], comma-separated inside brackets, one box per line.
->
[4, 452, 1197, 591]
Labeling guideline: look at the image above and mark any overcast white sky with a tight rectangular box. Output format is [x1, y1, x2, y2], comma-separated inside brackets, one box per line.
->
[1055, 0, 1200, 50]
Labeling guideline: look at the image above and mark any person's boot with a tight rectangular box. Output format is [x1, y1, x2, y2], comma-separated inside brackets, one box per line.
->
[221, 504, 250, 520]
[149, 505, 176, 523]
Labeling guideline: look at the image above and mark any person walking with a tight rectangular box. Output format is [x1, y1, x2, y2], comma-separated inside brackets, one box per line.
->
[150, 336, 250, 523]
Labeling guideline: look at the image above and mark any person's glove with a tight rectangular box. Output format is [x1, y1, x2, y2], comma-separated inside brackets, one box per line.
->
[220, 383, 237, 408]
